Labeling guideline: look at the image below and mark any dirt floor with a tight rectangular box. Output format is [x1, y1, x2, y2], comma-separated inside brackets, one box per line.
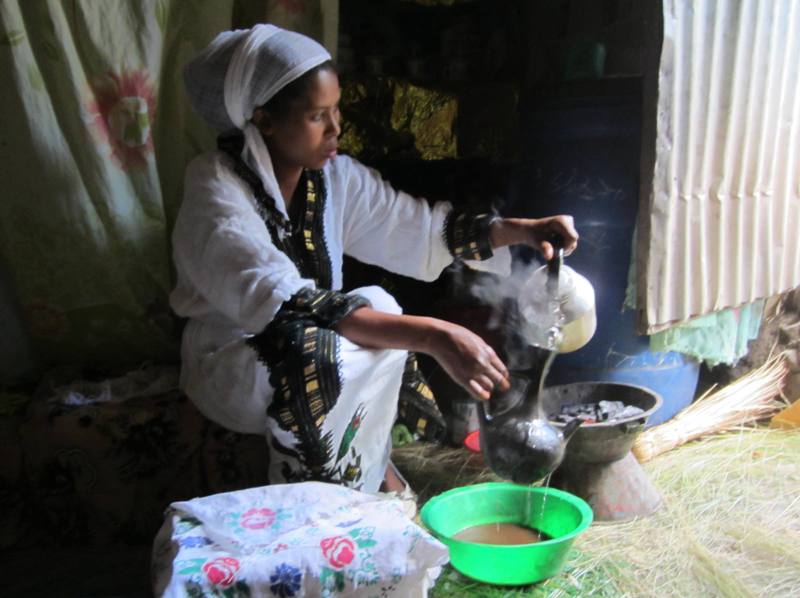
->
[2, 546, 152, 597]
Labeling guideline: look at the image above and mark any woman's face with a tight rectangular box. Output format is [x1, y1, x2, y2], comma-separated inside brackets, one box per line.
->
[257, 68, 342, 172]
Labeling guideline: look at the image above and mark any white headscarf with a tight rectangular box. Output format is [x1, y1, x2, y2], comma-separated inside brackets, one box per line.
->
[184, 24, 332, 208]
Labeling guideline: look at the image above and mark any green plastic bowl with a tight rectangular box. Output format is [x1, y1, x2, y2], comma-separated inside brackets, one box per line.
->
[421, 482, 593, 585]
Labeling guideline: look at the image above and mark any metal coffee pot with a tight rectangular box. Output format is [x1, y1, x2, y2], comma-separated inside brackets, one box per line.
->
[518, 248, 597, 354]
[477, 248, 595, 484]
[478, 372, 582, 484]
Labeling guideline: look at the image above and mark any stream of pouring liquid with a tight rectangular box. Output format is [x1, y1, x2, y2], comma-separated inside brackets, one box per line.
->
[533, 352, 556, 522]
[535, 351, 557, 419]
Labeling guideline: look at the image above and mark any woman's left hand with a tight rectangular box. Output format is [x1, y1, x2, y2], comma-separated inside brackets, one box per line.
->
[489, 215, 579, 260]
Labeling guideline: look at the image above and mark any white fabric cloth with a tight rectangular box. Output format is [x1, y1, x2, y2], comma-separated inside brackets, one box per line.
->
[151, 481, 449, 597]
[185, 24, 331, 204]
[222, 24, 331, 128]
[183, 24, 331, 132]
[170, 150, 511, 491]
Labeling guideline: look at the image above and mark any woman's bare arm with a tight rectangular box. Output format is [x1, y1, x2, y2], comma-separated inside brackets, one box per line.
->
[335, 307, 509, 400]
[334, 215, 578, 400]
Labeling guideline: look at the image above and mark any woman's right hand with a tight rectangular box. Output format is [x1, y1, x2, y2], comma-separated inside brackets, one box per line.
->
[427, 322, 510, 401]
[335, 307, 510, 400]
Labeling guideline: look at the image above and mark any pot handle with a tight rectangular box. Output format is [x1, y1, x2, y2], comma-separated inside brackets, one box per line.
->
[546, 234, 565, 296]
[622, 420, 645, 434]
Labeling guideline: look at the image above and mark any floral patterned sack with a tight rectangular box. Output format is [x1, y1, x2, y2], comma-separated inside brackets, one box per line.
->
[151, 481, 449, 597]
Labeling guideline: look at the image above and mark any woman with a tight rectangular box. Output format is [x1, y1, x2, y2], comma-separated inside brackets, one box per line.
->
[172, 25, 578, 494]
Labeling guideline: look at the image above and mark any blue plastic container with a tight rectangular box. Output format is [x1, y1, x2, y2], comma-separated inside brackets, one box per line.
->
[544, 311, 699, 427]
[508, 93, 699, 425]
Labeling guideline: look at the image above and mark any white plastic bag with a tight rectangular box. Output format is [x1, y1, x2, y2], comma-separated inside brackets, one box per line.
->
[152, 481, 449, 597]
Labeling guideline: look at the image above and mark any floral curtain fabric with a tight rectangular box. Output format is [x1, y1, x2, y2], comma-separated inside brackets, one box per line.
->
[0, 0, 235, 372]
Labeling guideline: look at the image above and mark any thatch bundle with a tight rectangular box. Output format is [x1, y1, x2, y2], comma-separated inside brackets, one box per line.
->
[632, 353, 789, 462]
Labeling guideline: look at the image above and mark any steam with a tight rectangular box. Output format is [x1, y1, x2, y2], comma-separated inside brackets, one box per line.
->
[464, 260, 553, 371]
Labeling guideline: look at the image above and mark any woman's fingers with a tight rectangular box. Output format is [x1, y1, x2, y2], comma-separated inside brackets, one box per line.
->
[553, 216, 579, 254]
[472, 347, 509, 396]
[534, 216, 579, 259]
[487, 347, 507, 376]
[486, 362, 510, 391]
[469, 379, 491, 400]
[491, 372, 511, 392]
[471, 357, 509, 400]
[430, 322, 510, 401]
[474, 374, 496, 393]
[486, 347, 510, 389]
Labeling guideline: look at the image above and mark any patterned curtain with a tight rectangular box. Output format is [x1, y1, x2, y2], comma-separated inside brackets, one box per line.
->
[0, 0, 340, 553]
[0, 0, 336, 377]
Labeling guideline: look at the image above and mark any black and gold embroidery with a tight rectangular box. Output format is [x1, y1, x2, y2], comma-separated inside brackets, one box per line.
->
[444, 210, 496, 261]
[247, 288, 369, 484]
[268, 406, 365, 488]
[218, 133, 333, 289]
[217, 133, 294, 257]
[219, 132, 357, 480]
[293, 171, 333, 289]
[270, 326, 341, 432]
[271, 289, 366, 332]
[260, 324, 341, 479]
[290, 170, 333, 289]
[397, 353, 447, 442]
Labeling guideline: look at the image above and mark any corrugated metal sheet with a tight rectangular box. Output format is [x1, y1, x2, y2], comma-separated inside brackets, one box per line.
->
[638, 0, 800, 332]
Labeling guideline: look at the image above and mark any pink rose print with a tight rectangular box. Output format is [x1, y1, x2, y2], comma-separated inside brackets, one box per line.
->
[202, 556, 240, 587]
[86, 68, 156, 170]
[241, 507, 276, 529]
[320, 536, 356, 569]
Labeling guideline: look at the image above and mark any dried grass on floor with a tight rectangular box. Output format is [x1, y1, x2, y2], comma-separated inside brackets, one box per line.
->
[391, 443, 503, 504]
[580, 428, 800, 597]
[401, 428, 800, 597]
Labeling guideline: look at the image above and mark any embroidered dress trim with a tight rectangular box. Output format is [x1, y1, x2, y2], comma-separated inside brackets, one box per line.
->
[294, 170, 333, 289]
[247, 288, 369, 483]
[444, 210, 496, 261]
[397, 353, 447, 442]
[246, 287, 369, 388]
[217, 133, 334, 288]
[278, 287, 370, 328]
[217, 133, 293, 253]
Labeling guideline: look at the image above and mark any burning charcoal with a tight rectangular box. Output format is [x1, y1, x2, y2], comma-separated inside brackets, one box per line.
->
[557, 400, 643, 425]
[613, 405, 645, 421]
[597, 400, 625, 421]
[552, 411, 596, 425]
[559, 404, 583, 417]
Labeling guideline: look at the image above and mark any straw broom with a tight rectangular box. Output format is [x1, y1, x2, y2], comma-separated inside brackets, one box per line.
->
[633, 353, 789, 462]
